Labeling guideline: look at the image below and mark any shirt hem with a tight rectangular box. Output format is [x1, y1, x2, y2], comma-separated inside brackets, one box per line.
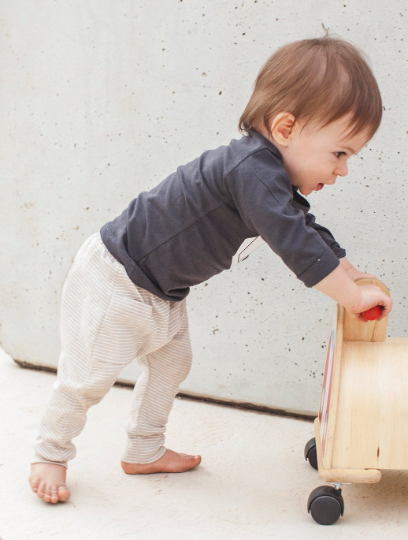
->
[298, 248, 340, 288]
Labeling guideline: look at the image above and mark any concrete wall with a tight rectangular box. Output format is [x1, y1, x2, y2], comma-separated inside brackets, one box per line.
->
[1, 1, 407, 416]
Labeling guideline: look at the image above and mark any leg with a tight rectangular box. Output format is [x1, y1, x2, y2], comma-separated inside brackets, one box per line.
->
[30, 233, 155, 501]
[121, 306, 200, 473]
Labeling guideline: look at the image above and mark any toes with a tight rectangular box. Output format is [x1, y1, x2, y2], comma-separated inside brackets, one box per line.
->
[37, 481, 46, 498]
[192, 455, 201, 466]
[40, 485, 70, 503]
[51, 487, 59, 503]
[30, 477, 40, 493]
[43, 489, 52, 503]
[58, 485, 70, 502]
[181, 454, 201, 469]
[183, 454, 200, 461]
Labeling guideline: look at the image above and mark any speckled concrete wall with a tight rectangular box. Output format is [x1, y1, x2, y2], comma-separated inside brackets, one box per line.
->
[1, 1, 407, 415]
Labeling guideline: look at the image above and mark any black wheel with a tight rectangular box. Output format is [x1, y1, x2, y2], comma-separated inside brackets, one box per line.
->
[304, 438, 318, 470]
[307, 485, 344, 525]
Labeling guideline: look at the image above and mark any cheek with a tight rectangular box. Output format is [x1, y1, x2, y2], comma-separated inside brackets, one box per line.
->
[300, 157, 319, 176]
[287, 146, 309, 173]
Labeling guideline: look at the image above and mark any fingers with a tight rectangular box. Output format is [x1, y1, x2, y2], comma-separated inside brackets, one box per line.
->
[377, 297, 393, 320]
[349, 312, 368, 323]
[347, 287, 393, 322]
[357, 285, 393, 318]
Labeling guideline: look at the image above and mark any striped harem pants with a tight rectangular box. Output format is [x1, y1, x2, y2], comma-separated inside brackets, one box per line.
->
[31, 232, 192, 468]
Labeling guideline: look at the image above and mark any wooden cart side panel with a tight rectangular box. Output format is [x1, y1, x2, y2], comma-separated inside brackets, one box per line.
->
[343, 278, 389, 342]
[322, 304, 344, 470]
[332, 337, 408, 470]
[314, 418, 381, 484]
[318, 314, 334, 457]
[318, 310, 337, 460]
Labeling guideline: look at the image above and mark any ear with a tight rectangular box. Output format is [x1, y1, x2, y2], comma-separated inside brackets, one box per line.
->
[270, 113, 297, 147]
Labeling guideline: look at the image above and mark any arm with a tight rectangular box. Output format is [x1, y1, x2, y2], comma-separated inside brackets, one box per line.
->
[339, 256, 377, 281]
[226, 151, 389, 317]
[313, 264, 392, 322]
[304, 216, 385, 316]
[305, 212, 377, 281]
[227, 153, 341, 288]
[304, 212, 346, 259]
[304, 212, 384, 314]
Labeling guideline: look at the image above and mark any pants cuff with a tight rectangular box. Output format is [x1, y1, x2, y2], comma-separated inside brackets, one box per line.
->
[121, 445, 166, 465]
[30, 455, 68, 469]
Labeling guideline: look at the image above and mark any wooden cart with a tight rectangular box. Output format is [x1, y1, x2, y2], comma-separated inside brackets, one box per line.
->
[304, 278, 408, 525]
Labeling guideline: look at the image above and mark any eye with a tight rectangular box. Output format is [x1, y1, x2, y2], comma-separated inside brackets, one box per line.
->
[334, 151, 347, 159]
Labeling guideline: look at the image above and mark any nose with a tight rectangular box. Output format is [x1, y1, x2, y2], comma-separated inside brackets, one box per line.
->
[335, 161, 348, 177]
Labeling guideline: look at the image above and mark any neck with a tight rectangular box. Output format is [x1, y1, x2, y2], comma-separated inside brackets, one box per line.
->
[253, 122, 286, 156]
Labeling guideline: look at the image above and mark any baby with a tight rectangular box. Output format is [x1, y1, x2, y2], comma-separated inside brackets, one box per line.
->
[29, 35, 393, 503]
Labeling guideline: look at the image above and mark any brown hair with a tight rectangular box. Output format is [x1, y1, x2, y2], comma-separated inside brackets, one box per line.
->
[239, 35, 382, 142]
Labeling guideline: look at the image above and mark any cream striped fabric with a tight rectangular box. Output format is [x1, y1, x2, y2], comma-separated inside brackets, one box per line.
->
[31, 232, 192, 468]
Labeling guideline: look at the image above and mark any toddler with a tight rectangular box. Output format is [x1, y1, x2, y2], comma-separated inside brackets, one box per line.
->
[29, 35, 393, 503]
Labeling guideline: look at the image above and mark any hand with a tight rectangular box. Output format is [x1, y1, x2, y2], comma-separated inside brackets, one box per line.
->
[313, 263, 392, 323]
[346, 284, 392, 323]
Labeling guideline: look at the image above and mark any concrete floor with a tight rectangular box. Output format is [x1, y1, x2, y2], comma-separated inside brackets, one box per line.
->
[2, 346, 408, 539]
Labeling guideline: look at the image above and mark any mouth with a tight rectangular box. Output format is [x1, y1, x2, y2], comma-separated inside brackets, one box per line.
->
[315, 183, 324, 192]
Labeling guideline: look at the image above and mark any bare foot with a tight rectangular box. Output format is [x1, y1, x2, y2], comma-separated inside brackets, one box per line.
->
[121, 448, 201, 475]
[29, 463, 70, 503]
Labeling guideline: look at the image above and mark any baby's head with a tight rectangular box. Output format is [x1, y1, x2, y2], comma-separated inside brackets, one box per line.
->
[239, 36, 382, 196]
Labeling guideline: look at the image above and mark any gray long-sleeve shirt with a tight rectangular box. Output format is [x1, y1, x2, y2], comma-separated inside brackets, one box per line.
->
[100, 129, 345, 302]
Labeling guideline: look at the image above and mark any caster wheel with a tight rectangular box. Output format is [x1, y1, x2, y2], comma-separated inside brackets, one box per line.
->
[304, 438, 318, 470]
[307, 485, 344, 525]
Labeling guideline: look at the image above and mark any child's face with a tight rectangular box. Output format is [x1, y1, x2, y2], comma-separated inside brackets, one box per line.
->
[271, 114, 369, 197]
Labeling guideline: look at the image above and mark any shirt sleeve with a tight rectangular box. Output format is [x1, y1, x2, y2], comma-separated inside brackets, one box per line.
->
[226, 150, 340, 288]
[305, 212, 346, 259]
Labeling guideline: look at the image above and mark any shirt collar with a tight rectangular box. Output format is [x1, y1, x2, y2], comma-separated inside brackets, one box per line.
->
[247, 128, 283, 162]
[292, 185, 311, 209]
[247, 128, 310, 208]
